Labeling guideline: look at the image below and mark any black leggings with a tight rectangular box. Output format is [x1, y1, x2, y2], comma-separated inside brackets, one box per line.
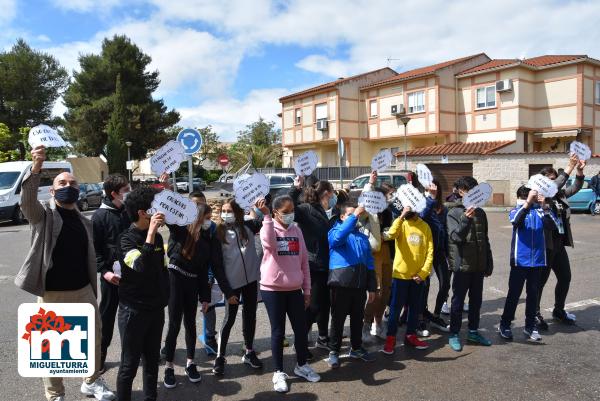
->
[164, 270, 199, 362]
[538, 242, 571, 313]
[218, 281, 258, 357]
[306, 270, 330, 338]
[261, 289, 308, 372]
[422, 256, 452, 316]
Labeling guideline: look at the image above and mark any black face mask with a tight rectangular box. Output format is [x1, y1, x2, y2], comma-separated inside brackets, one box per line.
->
[54, 186, 80, 204]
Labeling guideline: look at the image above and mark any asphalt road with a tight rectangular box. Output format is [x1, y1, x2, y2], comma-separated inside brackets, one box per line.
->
[1, 212, 599, 401]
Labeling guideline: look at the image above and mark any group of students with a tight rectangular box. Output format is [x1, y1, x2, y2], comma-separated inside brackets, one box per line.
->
[18, 145, 587, 400]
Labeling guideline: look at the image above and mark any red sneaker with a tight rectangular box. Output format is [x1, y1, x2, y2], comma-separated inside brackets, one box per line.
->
[405, 334, 429, 350]
[380, 336, 396, 355]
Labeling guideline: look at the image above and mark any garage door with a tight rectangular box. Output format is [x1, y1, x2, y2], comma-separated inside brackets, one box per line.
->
[425, 163, 473, 199]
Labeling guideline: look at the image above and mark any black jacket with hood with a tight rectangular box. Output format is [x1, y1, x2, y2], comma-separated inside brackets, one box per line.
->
[92, 199, 131, 276]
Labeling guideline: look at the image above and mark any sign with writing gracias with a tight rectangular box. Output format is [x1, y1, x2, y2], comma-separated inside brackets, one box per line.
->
[150, 140, 187, 175]
[147, 190, 198, 226]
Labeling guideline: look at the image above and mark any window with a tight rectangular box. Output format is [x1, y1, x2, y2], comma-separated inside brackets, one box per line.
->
[596, 81, 600, 104]
[369, 100, 378, 117]
[476, 85, 496, 109]
[315, 103, 327, 121]
[295, 109, 302, 125]
[393, 175, 407, 187]
[407, 91, 425, 113]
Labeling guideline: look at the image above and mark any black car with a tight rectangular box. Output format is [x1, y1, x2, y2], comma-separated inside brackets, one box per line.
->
[78, 183, 103, 211]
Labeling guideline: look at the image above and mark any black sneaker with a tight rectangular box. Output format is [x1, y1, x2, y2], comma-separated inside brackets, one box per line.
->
[315, 337, 331, 351]
[163, 367, 176, 389]
[205, 336, 218, 357]
[429, 316, 450, 332]
[185, 363, 202, 383]
[242, 351, 263, 369]
[552, 309, 576, 325]
[536, 313, 549, 331]
[213, 356, 226, 375]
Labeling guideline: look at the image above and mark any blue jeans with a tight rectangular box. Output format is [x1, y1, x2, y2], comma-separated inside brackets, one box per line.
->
[501, 266, 542, 330]
[386, 278, 424, 337]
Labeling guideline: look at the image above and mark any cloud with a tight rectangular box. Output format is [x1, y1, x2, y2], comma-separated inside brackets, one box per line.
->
[50, 0, 122, 13]
[0, 0, 16, 25]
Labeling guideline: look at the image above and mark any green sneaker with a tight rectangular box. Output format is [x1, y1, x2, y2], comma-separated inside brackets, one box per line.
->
[467, 330, 492, 346]
[448, 334, 462, 352]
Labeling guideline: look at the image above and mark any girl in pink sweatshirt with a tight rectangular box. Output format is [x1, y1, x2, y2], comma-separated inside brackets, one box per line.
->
[259, 195, 320, 393]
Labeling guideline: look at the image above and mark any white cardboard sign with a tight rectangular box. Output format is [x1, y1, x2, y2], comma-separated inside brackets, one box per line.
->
[371, 149, 393, 172]
[148, 189, 199, 226]
[570, 141, 592, 161]
[463, 183, 493, 208]
[527, 174, 558, 198]
[151, 140, 186, 175]
[358, 191, 387, 214]
[234, 173, 269, 210]
[28, 124, 66, 148]
[396, 184, 427, 213]
[294, 151, 318, 177]
[416, 163, 433, 187]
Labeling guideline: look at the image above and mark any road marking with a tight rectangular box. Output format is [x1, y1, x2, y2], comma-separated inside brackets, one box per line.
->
[487, 287, 506, 296]
[544, 298, 600, 312]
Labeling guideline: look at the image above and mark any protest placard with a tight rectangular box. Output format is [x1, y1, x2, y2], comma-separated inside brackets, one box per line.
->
[371, 149, 393, 172]
[463, 182, 493, 208]
[570, 141, 592, 161]
[147, 189, 198, 226]
[416, 163, 433, 187]
[527, 174, 558, 198]
[28, 124, 66, 148]
[150, 140, 186, 175]
[358, 191, 388, 214]
[396, 184, 427, 213]
[294, 150, 318, 176]
[234, 173, 270, 210]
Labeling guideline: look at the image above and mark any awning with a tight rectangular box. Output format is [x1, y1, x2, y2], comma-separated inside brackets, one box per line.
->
[533, 129, 590, 139]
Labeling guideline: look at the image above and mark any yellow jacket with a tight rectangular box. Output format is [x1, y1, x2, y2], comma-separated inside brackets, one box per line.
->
[387, 216, 434, 281]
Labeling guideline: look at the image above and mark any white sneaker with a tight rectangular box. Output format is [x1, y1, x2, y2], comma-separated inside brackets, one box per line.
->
[566, 312, 576, 321]
[463, 303, 469, 313]
[362, 326, 371, 343]
[52, 397, 65, 401]
[81, 377, 116, 400]
[370, 322, 378, 336]
[272, 371, 289, 393]
[294, 363, 321, 383]
[441, 302, 450, 315]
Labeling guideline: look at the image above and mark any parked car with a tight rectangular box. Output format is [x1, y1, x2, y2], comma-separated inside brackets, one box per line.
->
[348, 170, 413, 200]
[78, 183, 103, 211]
[0, 160, 72, 224]
[266, 173, 296, 198]
[566, 177, 600, 215]
[176, 177, 207, 192]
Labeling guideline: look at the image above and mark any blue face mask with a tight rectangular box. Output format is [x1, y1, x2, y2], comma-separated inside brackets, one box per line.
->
[328, 194, 337, 210]
[54, 186, 80, 204]
[254, 207, 264, 220]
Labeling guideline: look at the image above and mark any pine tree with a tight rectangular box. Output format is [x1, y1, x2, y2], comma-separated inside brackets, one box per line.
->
[106, 74, 128, 174]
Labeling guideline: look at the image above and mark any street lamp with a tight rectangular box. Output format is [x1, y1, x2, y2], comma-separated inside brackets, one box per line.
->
[399, 115, 411, 170]
[125, 141, 132, 182]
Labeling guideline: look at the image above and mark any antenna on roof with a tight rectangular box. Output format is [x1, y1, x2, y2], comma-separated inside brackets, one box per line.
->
[387, 57, 402, 67]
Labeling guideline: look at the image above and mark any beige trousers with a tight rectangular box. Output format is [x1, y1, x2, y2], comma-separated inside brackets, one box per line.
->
[364, 244, 393, 324]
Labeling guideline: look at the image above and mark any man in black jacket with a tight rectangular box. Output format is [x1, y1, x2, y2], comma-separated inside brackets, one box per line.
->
[92, 174, 131, 373]
[117, 187, 169, 401]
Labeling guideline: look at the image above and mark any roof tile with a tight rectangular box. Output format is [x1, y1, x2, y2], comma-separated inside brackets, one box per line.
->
[399, 140, 515, 157]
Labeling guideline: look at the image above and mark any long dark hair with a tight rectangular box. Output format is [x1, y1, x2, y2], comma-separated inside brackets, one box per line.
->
[216, 198, 248, 245]
[182, 203, 211, 260]
[304, 180, 333, 204]
[431, 179, 444, 213]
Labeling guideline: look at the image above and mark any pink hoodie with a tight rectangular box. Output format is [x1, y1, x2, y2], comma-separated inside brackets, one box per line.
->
[260, 215, 311, 294]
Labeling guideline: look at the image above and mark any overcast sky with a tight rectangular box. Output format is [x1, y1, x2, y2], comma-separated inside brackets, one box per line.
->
[1, 0, 599, 140]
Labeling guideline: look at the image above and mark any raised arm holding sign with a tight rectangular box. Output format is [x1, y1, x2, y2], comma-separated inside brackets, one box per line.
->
[569, 141, 592, 161]
[28, 124, 66, 148]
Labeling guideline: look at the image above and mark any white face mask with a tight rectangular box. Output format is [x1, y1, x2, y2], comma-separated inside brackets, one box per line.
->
[221, 212, 235, 224]
[120, 192, 129, 202]
[201, 219, 212, 230]
[280, 212, 295, 226]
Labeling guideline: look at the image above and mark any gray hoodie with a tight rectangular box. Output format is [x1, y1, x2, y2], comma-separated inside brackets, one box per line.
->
[221, 224, 260, 290]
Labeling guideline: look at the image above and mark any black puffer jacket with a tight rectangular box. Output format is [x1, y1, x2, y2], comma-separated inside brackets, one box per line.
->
[446, 200, 493, 275]
[548, 172, 584, 248]
[290, 187, 330, 272]
[92, 199, 130, 275]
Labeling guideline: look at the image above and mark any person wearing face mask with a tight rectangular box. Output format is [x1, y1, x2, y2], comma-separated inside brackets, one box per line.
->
[290, 177, 336, 355]
[92, 174, 131, 374]
[212, 198, 263, 375]
[260, 195, 320, 393]
[159, 192, 234, 389]
[15, 145, 115, 401]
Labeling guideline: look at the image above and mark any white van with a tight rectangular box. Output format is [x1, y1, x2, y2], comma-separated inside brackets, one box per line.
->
[0, 161, 73, 224]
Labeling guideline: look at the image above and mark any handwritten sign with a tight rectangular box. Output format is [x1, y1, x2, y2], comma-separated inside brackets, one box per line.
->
[294, 151, 318, 176]
[396, 184, 427, 213]
[358, 191, 387, 214]
[234, 173, 269, 210]
[528, 174, 558, 198]
[371, 149, 393, 172]
[28, 124, 66, 148]
[570, 141, 592, 161]
[416, 164, 433, 187]
[148, 189, 198, 226]
[151, 140, 186, 175]
[463, 183, 492, 208]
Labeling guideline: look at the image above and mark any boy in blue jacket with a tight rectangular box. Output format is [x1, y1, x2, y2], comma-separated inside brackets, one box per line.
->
[326, 203, 377, 368]
[499, 185, 552, 342]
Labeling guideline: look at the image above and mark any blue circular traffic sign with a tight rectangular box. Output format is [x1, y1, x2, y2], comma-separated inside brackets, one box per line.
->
[177, 128, 203, 155]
